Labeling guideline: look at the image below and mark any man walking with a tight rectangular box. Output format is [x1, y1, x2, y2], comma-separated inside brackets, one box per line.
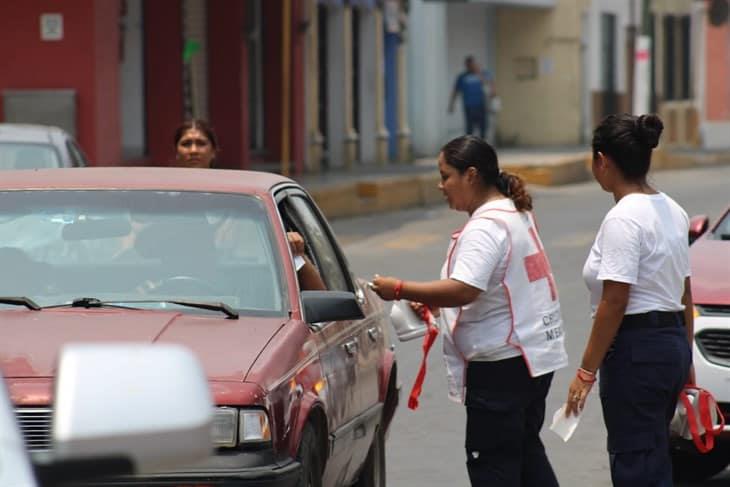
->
[449, 56, 495, 140]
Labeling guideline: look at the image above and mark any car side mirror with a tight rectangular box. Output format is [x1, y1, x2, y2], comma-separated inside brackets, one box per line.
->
[689, 215, 709, 245]
[35, 344, 213, 485]
[301, 291, 365, 324]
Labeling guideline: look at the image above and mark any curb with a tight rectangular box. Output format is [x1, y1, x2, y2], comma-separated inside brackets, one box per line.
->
[309, 153, 591, 220]
[308, 150, 730, 220]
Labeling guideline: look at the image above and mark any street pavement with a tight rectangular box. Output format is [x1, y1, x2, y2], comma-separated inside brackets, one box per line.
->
[331, 165, 730, 486]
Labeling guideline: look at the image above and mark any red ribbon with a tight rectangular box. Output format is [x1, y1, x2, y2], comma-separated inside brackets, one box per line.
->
[408, 307, 439, 410]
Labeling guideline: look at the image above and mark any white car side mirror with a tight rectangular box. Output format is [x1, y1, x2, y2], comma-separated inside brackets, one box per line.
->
[51, 343, 213, 474]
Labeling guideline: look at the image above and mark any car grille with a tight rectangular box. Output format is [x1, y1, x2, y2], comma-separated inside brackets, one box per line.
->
[696, 304, 730, 316]
[696, 329, 730, 367]
[15, 408, 52, 451]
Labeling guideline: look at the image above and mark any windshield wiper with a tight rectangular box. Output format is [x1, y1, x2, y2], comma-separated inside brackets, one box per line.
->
[0, 296, 41, 311]
[43, 297, 141, 311]
[47, 298, 239, 320]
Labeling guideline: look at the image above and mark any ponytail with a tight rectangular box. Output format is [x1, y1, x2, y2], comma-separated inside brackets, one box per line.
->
[496, 172, 532, 212]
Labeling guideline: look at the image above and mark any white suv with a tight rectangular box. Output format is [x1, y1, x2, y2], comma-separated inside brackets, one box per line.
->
[671, 209, 730, 482]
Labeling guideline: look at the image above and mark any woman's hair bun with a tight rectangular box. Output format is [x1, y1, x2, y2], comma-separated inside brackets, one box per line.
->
[636, 114, 664, 149]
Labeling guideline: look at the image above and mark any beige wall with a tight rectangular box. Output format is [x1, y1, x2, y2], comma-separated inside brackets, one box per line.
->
[495, 0, 587, 146]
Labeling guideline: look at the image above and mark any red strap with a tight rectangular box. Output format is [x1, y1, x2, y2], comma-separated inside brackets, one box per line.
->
[680, 391, 710, 453]
[408, 307, 439, 410]
[681, 387, 725, 454]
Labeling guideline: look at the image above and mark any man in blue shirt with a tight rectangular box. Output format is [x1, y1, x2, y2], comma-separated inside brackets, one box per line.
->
[449, 56, 495, 140]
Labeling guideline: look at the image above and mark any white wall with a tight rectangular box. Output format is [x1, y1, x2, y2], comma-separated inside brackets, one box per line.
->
[445, 4, 496, 140]
[586, 0, 638, 94]
[408, 0, 497, 157]
[407, 0, 449, 157]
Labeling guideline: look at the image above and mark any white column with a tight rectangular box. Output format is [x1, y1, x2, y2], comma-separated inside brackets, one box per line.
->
[407, 0, 449, 157]
[358, 8, 379, 165]
[327, 6, 358, 168]
[397, 38, 411, 162]
[305, 0, 323, 172]
[374, 9, 389, 165]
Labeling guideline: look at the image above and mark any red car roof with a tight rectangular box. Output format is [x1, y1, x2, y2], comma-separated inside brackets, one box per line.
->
[0, 167, 294, 195]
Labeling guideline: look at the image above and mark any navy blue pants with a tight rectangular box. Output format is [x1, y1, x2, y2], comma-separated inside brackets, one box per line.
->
[464, 357, 559, 487]
[599, 311, 691, 487]
[464, 104, 488, 140]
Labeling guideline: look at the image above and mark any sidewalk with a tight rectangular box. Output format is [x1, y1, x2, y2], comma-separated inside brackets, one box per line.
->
[293, 145, 730, 220]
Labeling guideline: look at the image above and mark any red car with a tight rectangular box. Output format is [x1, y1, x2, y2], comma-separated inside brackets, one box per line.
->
[0, 168, 398, 487]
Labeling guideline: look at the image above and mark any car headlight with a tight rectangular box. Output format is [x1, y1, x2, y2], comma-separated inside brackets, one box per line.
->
[212, 408, 271, 447]
[239, 410, 271, 443]
[212, 407, 238, 447]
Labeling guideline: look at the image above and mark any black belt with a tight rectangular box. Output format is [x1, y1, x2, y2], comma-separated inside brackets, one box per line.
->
[620, 310, 684, 331]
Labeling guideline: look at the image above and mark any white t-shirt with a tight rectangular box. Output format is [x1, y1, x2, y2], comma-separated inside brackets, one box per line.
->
[444, 198, 521, 361]
[582, 192, 690, 315]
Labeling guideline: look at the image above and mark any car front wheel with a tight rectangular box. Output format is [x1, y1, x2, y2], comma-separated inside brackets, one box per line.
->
[297, 422, 323, 487]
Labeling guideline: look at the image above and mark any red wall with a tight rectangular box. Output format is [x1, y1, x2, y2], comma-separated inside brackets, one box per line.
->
[144, 0, 184, 166]
[0, 1, 121, 165]
[208, 0, 249, 169]
[705, 20, 730, 121]
[263, 0, 284, 163]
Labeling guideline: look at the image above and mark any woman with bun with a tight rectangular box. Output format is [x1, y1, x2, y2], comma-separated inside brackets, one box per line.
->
[565, 113, 693, 486]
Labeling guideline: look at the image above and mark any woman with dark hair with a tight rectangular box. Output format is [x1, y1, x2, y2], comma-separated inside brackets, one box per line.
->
[371, 135, 567, 486]
[173, 119, 220, 168]
[565, 113, 692, 486]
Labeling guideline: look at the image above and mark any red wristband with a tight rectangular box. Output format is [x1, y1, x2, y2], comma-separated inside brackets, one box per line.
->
[393, 280, 404, 300]
[576, 367, 596, 384]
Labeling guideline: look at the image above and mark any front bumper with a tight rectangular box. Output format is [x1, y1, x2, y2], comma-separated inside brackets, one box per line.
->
[693, 314, 730, 435]
[76, 450, 302, 487]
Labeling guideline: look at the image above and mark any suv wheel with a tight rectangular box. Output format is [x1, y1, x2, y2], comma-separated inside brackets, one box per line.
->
[672, 444, 730, 482]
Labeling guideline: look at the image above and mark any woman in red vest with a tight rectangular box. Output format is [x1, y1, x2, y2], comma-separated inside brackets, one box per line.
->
[372, 135, 567, 486]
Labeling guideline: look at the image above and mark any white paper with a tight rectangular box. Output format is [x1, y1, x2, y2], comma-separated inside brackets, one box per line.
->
[550, 404, 581, 442]
[294, 255, 306, 271]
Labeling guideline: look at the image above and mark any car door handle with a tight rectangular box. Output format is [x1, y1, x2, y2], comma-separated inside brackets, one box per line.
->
[367, 326, 379, 342]
[343, 339, 359, 356]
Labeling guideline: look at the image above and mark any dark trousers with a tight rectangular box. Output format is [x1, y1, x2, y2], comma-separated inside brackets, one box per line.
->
[599, 311, 691, 487]
[464, 357, 559, 487]
[464, 104, 488, 140]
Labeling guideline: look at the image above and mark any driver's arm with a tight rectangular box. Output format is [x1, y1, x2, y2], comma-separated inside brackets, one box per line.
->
[287, 232, 326, 291]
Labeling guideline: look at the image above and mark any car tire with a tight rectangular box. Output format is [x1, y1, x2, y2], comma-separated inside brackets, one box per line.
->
[354, 426, 386, 487]
[672, 444, 730, 482]
[297, 422, 323, 487]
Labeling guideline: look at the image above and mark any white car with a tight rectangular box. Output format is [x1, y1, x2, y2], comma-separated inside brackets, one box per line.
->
[671, 209, 730, 482]
[0, 123, 89, 169]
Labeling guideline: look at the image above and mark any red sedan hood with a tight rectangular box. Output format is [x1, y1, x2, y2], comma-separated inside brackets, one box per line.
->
[0, 308, 286, 381]
[690, 238, 730, 305]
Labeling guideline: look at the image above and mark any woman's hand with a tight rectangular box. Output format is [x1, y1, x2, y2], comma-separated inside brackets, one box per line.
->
[370, 274, 401, 301]
[565, 374, 593, 417]
[409, 301, 440, 318]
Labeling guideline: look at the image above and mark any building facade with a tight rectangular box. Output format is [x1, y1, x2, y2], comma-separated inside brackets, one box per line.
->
[1, 0, 413, 172]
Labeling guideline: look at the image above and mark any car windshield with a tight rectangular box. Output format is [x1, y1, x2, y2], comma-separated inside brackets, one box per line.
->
[0, 143, 61, 169]
[0, 190, 286, 315]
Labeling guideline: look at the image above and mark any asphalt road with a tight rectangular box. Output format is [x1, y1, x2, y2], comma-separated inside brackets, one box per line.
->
[331, 164, 730, 486]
